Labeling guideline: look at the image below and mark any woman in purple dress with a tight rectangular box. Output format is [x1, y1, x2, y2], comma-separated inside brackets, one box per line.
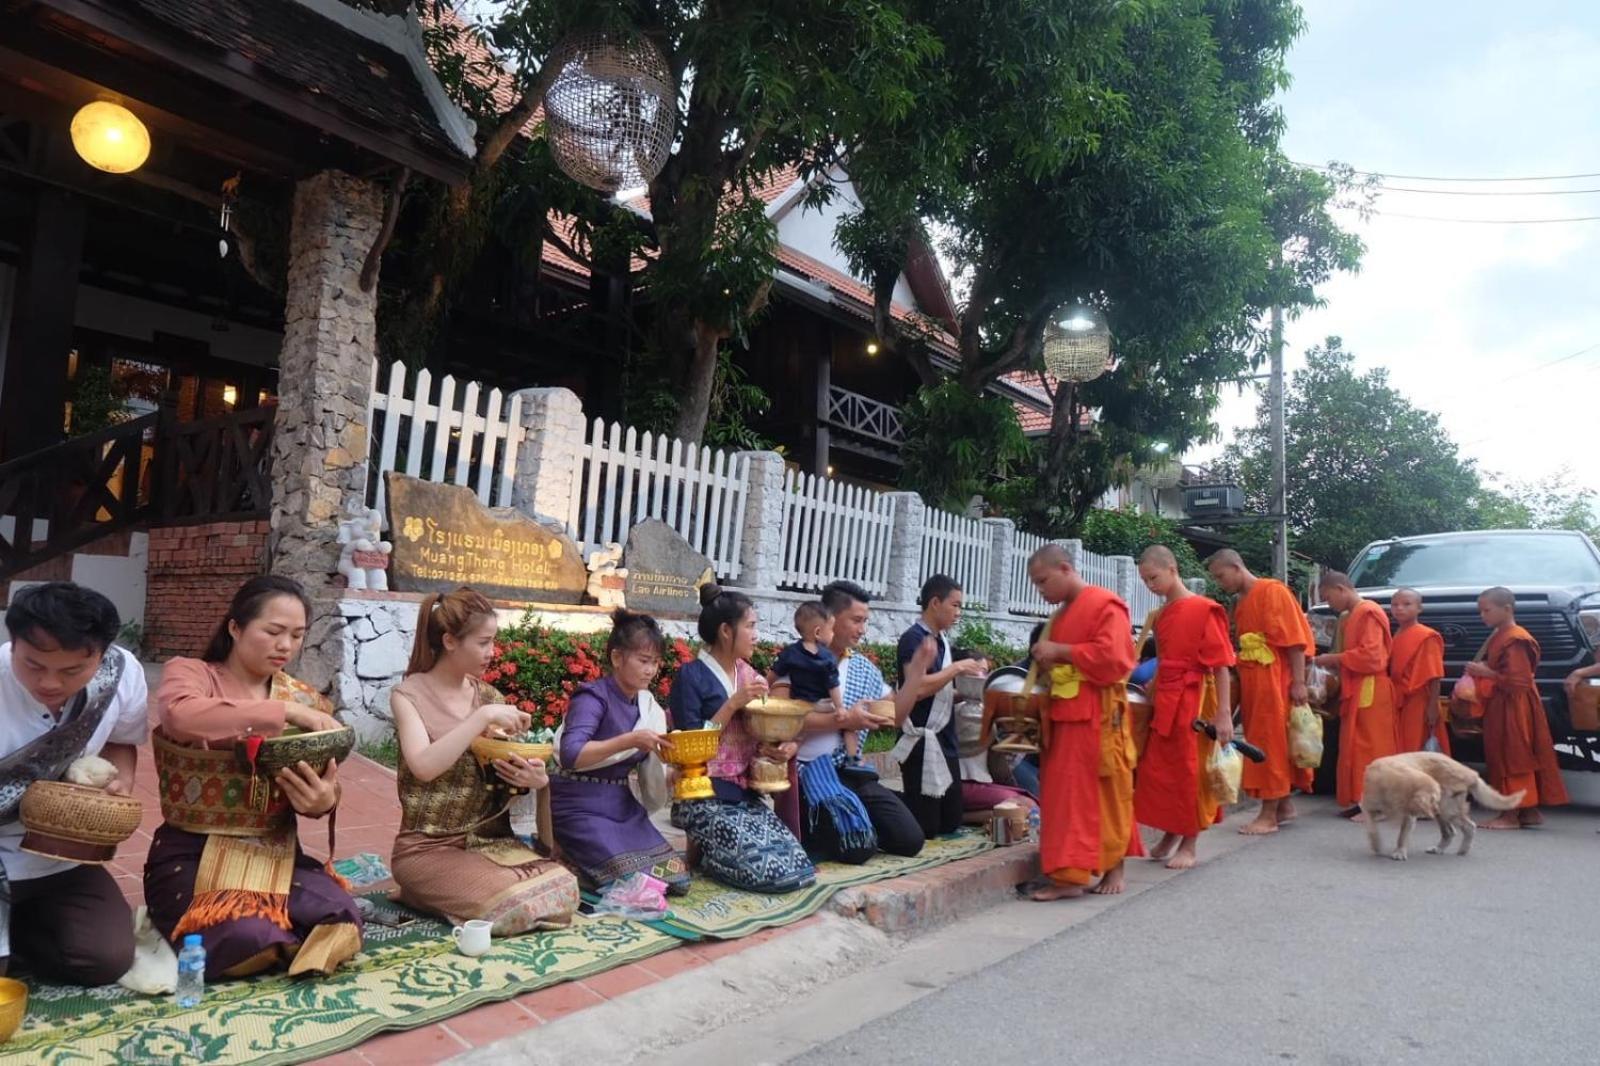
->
[549, 610, 689, 894]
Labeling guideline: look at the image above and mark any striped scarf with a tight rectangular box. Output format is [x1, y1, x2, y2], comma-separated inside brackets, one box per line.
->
[798, 755, 876, 853]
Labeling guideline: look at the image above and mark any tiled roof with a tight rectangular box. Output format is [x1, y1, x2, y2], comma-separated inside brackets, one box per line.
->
[120, 0, 475, 165]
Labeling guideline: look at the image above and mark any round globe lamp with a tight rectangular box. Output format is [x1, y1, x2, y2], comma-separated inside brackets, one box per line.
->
[543, 31, 676, 193]
[70, 101, 150, 174]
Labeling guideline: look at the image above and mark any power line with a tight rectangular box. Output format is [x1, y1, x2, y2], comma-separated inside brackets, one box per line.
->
[1366, 209, 1600, 224]
[1376, 184, 1600, 197]
[1295, 161, 1600, 183]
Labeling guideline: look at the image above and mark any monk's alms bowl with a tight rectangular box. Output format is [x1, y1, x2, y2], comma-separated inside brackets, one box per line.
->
[238, 724, 356, 778]
[741, 698, 814, 744]
[19, 781, 141, 865]
[0, 977, 26, 1043]
[469, 735, 555, 770]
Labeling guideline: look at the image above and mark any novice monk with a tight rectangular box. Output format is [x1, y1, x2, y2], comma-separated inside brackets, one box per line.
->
[1468, 586, 1569, 828]
[1133, 547, 1236, 870]
[1205, 550, 1312, 835]
[1026, 545, 1141, 900]
[1389, 588, 1450, 755]
[1313, 571, 1398, 821]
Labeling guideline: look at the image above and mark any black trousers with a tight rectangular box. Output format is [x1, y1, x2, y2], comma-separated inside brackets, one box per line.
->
[799, 774, 926, 864]
[898, 743, 964, 839]
[8, 863, 134, 986]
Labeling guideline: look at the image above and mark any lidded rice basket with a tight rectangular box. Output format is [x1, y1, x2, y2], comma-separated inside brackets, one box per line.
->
[19, 781, 141, 864]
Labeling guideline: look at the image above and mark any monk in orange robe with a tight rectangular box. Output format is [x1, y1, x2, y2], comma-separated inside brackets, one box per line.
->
[1389, 587, 1450, 754]
[1467, 586, 1570, 828]
[1026, 544, 1141, 900]
[1133, 546, 1235, 870]
[1205, 549, 1312, 835]
[1312, 571, 1398, 819]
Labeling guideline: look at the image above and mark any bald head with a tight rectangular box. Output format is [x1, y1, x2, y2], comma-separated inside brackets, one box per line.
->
[1391, 586, 1423, 626]
[1204, 548, 1250, 594]
[1318, 570, 1358, 611]
[1029, 543, 1073, 569]
[1138, 544, 1178, 569]
[1027, 543, 1081, 606]
[1318, 570, 1354, 592]
[1481, 586, 1515, 609]
[1206, 549, 1244, 570]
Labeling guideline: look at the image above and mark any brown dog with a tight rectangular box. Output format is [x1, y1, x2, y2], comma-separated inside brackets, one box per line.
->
[1359, 751, 1525, 860]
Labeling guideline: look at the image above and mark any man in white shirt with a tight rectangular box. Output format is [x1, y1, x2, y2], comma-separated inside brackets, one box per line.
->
[0, 583, 148, 985]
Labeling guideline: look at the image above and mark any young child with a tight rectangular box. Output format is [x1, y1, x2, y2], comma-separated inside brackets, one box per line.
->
[769, 602, 857, 762]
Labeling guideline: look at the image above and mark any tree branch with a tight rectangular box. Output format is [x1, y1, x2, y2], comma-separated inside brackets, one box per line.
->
[360, 168, 410, 293]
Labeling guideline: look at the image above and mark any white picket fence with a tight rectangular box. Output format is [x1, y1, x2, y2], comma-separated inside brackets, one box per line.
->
[1079, 548, 1120, 596]
[366, 361, 526, 519]
[1128, 578, 1163, 627]
[777, 469, 898, 595]
[567, 419, 750, 579]
[1008, 529, 1055, 617]
[919, 507, 993, 606]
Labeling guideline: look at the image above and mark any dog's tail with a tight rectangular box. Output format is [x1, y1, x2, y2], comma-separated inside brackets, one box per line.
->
[1470, 778, 1526, 810]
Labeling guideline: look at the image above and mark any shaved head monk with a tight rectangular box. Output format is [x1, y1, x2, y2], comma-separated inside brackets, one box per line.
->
[1205, 549, 1313, 834]
[1466, 586, 1569, 828]
[1313, 571, 1398, 820]
[1389, 588, 1450, 755]
[1025, 543, 1141, 899]
[1133, 546, 1235, 870]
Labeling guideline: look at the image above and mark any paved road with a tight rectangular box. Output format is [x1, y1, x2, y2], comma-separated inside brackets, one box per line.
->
[791, 796, 1599, 1066]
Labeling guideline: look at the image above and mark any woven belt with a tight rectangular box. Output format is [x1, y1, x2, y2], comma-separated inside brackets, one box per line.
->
[554, 768, 631, 787]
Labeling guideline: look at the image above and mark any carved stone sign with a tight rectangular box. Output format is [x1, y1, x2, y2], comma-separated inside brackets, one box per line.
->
[624, 519, 714, 617]
[385, 473, 587, 604]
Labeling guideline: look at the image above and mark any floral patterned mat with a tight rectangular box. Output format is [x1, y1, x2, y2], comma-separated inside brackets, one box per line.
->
[0, 896, 676, 1066]
[636, 828, 996, 941]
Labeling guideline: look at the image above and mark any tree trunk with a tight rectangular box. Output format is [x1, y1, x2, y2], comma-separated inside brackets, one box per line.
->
[673, 322, 722, 443]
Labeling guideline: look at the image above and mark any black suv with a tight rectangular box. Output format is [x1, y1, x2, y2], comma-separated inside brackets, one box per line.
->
[1306, 529, 1600, 774]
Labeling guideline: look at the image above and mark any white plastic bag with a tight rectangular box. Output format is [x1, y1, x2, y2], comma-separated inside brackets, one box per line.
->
[1288, 703, 1324, 769]
[1205, 744, 1243, 806]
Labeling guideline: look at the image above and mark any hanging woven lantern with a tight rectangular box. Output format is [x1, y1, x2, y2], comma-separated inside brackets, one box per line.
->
[1041, 305, 1111, 384]
[1142, 460, 1183, 490]
[543, 31, 677, 193]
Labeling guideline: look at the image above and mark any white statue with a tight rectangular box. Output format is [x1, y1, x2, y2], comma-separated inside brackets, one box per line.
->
[337, 504, 393, 591]
[586, 542, 627, 609]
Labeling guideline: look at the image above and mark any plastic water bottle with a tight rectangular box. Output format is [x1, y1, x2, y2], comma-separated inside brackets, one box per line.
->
[1026, 807, 1041, 844]
[175, 934, 205, 1008]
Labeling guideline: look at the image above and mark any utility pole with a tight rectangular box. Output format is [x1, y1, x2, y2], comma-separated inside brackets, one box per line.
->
[1268, 287, 1288, 584]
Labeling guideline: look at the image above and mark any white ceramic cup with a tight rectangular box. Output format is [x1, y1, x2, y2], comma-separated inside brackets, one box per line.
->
[452, 919, 492, 957]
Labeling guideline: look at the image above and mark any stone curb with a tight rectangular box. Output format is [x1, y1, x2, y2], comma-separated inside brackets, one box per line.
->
[830, 842, 1039, 933]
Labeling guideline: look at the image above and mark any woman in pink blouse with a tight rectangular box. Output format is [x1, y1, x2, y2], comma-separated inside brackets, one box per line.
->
[143, 576, 362, 979]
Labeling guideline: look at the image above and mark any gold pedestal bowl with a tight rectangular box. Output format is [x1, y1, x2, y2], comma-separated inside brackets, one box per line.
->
[0, 976, 26, 1043]
[236, 724, 356, 777]
[742, 698, 814, 794]
[662, 726, 723, 801]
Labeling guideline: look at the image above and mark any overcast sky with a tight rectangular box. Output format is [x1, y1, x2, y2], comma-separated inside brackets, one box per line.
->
[1189, 1, 1600, 494]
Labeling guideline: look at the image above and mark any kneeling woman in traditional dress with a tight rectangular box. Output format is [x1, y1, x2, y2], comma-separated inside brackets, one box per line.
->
[146, 576, 362, 979]
[549, 609, 689, 894]
[389, 588, 578, 934]
[669, 586, 815, 894]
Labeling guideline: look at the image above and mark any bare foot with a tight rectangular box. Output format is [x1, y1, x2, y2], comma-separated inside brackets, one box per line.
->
[1090, 864, 1126, 895]
[1338, 805, 1362, 819]
[1238, 814, 1280, 835]
[1518, 808, 1544, 828]
[1480, 812, 1521, 830]
[1278, 798, 1299, 822]
[1350, 811, 1370, 825]
[1149, 832, 1181, 862]
[1165, 838, 1198, 870]
[1029, 882, 1085, 901]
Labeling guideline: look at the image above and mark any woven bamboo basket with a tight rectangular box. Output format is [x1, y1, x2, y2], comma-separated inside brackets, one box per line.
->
[19, 781, 141, 864]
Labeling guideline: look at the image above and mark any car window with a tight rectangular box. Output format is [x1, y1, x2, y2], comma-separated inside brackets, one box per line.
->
[1349, 535, 1600, 587]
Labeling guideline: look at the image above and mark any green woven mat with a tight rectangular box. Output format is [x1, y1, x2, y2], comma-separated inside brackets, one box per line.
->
[0, 895, 676, 1066]
[633, 828, 995, 941]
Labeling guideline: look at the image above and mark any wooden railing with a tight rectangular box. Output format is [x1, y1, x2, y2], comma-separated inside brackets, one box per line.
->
[825, 386, 905, 446]
[0, 412, 159, 578]
[0, 405, 275, 582]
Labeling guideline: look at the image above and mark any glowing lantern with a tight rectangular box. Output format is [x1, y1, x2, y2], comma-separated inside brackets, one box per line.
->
[543, 31, 676, 193]
[1041, 305, 1111, 384]
[70, 102, 150, 174]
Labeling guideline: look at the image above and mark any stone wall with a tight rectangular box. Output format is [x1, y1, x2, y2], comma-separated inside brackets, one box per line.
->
[145, 520, 270, 659]
[333, 588, 1044, 740]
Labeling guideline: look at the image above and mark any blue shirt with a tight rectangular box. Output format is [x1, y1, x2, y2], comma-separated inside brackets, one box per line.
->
[772, 641, 841, 703]
[897, 621, 957, 760]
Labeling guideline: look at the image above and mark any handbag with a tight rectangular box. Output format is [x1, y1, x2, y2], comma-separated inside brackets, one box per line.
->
[1448, 637, 1491, 736]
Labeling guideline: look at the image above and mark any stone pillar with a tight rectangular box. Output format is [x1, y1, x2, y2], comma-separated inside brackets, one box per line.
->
[884, 492, 927, 606]
[1113, 555, 1136, 603]
[511, 386, 586, 527]
[734, 451, 787, 590]
[269, 170, 383, 694]
[1186, 577, 1208, 594]
[983, 517, 1015, 614]
[1059, 538, 1085, 571]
